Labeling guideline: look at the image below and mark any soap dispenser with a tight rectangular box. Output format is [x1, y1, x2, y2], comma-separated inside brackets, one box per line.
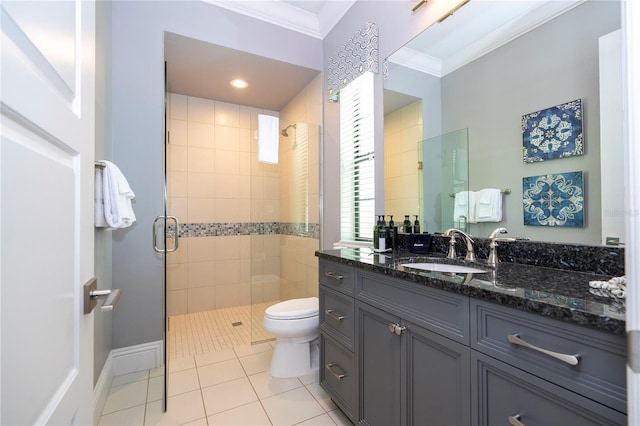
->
[403, 215, 412, 234]
[413, 215, 421, 234]
[378, 216, 388, 251]
[388, 215, 398, 250]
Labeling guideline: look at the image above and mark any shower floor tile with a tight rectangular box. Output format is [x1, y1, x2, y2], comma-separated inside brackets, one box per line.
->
[167, 301, 277, 360]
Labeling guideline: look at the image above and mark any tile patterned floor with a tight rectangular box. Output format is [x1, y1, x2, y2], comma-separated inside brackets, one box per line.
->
[100, 303, 351, 425]
[167, 302, 277, 360]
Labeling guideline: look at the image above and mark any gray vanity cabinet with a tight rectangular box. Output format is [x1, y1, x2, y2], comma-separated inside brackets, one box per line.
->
[355, 270, 471, 426]
[357, 300, 471, 426]
[318, 258, 627, 426]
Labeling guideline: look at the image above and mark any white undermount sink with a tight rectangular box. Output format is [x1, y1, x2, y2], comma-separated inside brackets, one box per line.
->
[400, 263, 488, 274]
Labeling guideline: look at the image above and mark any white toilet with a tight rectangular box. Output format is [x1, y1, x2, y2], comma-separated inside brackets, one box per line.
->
[263, 297, 320, 378]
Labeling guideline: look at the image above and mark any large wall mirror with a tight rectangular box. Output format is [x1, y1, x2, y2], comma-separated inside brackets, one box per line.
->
[383, 0, 623, 246]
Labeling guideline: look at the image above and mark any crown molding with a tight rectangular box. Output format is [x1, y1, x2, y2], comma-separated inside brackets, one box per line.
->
[206, 0, 356, 39]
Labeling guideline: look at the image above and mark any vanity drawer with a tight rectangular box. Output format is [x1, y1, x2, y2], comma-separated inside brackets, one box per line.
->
[320, 332, 355, 422]
[472, 351, 626, 425]
[319, 260, 355, 296]
[320, 285, 355, 350]
[355, 270, 470, 345]
[471, 299, 627, 413]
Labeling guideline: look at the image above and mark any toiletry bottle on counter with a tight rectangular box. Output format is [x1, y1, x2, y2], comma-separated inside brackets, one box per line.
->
[378, 218, 387, 251]
[413, 215, 421, 234]
[373, 215, 383, 249]
[388, 215, 396, 250]
[403, 215, 412, 234]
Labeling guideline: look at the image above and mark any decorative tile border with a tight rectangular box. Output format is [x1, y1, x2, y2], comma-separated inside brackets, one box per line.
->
[169, 222, 319, 239]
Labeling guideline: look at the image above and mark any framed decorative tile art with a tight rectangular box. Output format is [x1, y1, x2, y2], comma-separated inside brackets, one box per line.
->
[522, 171, 584, 227]
[522, 99, 583, 163]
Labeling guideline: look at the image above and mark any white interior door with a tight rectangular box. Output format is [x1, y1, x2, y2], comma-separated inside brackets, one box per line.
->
[1, 1, 95, 424]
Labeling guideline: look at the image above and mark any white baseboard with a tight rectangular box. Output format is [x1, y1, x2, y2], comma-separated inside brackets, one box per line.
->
[111, 340, 164, 376]
[93, 340, 163, 423]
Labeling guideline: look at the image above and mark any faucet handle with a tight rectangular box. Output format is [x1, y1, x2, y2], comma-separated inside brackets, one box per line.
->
[447, 233, 457, 259]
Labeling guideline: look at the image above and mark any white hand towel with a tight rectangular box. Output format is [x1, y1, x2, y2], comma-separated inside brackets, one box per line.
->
[453, 191, 477, 223]
[100, 160, 136, 229]
[475, 188, 502, 222]
[258, 114, 279, 164]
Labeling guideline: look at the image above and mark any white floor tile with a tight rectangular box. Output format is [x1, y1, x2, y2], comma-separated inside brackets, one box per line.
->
[194, 348, 236, 367]
[169, 356, 196, 372]
[261, 387, 325, 426]
[297, 372, 319, 386]
[207, 401, 271, 425]
[248, 371, 304, 399]
[112, 370, 150, 387]
[98, 405, 146, 426]
[147, 375, 164, 402]
[327, 409, 353, 426]
[238, 350, 273, 375]
[197, 358, 246, 388]
[168, 368, 200, 397]
[201, 377, 259, 416]
[103, 380, 149, 415]
[305, 381, 337, 412]
[145, 390, 205, 425]
[233, 341, 273, 358]
[295, 413, 337, 426]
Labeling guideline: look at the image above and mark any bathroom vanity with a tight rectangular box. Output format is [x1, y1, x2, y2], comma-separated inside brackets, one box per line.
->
[316, 248, 627, 426]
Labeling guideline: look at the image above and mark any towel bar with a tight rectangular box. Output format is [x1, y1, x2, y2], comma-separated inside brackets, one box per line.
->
[449, 188, 510, 197]
[95, 161, 106, 168]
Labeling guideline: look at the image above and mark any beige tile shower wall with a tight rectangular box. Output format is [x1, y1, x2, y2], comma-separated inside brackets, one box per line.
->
[384, 100, 423, 220]
[278, 75, 321, 300]
[166, 93, 281, 315]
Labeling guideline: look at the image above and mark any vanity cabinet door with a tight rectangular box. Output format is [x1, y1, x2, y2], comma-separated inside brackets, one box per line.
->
[357, 301, 402, 426]
[406, 322, 471, 426]
[472, 351, 626, 426]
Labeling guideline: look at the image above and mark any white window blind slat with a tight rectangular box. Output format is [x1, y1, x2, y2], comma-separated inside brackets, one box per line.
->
[340, 71, 375, 243]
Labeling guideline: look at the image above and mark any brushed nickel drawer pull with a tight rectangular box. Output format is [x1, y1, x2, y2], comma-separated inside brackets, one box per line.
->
[325, 271, 345, 281]
[507, 334, 580, 366]
[508, 414, 524, 426]
[326, 362, 347, 379]
[325, 309, 345, 321]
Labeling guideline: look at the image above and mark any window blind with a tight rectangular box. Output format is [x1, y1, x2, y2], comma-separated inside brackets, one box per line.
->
[340, 71, 375, 243]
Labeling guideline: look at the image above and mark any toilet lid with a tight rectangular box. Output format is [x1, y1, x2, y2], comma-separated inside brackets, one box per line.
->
[264, 297, 319, 320]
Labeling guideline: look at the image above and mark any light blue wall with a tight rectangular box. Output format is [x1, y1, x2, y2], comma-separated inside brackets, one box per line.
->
[110, 1, 322, 349]
[94, 0, 113, 384]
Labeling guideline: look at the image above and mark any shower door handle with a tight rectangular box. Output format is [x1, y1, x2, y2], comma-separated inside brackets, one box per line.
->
[166, 216, 179, 252]
[153, 216, 180, 253]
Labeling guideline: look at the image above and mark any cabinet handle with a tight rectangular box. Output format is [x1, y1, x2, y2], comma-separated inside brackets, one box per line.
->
[325, 271, 344, 281]
[508, 414, 525, 426]
[326, 362, 347, 379]
[507, 334, 580, 366]
[388, 323, 406, 335]
[325, 309, 345, 321]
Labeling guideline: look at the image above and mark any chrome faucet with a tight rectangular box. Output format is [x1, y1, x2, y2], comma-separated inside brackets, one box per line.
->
[443, 228, 476, 262]
[487, 227, 515, 267]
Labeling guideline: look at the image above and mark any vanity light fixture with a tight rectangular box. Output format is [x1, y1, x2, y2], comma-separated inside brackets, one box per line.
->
[412, 0, 428, 13]
[230, 79, 248, 89]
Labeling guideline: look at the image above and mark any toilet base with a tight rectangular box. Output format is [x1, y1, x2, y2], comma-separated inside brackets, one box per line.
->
[269, 337, 319, 378]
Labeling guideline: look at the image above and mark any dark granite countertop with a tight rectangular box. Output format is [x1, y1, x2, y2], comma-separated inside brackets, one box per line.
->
[316, 247, 626, 336]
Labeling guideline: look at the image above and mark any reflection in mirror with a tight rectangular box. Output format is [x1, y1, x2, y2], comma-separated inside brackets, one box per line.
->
[419, 129, 469, 234]
[383, 0, 622, 245]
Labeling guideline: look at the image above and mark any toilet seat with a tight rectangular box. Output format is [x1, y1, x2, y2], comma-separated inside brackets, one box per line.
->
[264, 297, 318, 320]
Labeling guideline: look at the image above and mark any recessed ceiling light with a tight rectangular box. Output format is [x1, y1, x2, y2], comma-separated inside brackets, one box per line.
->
[230, 79, 248, 89]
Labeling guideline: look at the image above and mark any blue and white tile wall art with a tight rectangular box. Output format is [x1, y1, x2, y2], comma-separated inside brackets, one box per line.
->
[522, 99, 583, 163]
[522, 171, 584, 227]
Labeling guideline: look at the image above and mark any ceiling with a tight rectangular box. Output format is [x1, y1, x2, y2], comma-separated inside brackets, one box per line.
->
[165, 1, 355, 111]
[166, 0, 581, 112]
